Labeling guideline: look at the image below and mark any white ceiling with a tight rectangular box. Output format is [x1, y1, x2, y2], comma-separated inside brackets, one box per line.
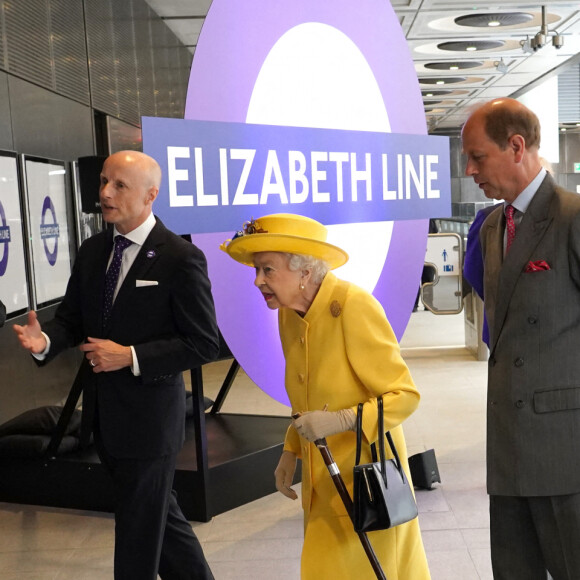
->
[144, 0, 580, 134]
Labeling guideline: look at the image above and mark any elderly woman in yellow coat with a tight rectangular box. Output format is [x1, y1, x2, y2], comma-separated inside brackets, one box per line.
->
[221, 213, 430, 580]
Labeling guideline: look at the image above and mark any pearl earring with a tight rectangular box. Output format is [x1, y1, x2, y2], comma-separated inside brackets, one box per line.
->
[300, 283, 305, 290]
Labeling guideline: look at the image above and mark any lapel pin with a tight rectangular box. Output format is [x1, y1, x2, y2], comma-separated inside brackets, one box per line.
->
[146, 250, 156, 259]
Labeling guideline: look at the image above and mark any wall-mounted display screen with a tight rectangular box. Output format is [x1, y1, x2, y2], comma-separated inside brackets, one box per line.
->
[22, 156, 72, 308]
[0, 151, 29, 317]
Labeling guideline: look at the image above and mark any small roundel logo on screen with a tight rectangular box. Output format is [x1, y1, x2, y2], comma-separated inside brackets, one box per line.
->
[0, 200, 11, 276]
[40, 196, 60, 267]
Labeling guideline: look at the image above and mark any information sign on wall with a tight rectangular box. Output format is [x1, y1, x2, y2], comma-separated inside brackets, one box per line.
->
[22, 157, 72, 308]
[0, 151, 29, 317]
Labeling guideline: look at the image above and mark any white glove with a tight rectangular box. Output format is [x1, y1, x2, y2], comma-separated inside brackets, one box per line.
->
[274, 450, 298, 500]
[292, 408, 356, 442]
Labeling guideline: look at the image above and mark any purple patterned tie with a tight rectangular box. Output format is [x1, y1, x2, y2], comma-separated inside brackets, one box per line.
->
[505, 204, 516, 254]
[103, 235, 133, 323]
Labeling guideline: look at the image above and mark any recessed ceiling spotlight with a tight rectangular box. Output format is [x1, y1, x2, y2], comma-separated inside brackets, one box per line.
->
[466, 46, 477, 51]
[488, 20, 501, 27]
[426, 93, 434, 97]
[436, 80, 445, 85]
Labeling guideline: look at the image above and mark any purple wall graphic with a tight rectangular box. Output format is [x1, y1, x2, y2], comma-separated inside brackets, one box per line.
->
[144, 0, 450, 406]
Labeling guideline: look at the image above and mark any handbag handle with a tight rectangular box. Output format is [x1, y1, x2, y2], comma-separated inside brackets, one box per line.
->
[355, 396, 405, 485]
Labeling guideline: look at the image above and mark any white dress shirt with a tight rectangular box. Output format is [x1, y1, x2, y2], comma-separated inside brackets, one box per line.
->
[109, 213, 156, 301]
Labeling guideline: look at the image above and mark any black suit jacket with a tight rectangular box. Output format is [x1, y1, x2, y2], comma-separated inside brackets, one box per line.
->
[481, 174, 580, 496]
[42, 218, 220, 459]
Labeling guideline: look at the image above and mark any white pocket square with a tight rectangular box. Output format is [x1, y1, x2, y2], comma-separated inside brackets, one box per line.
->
[136, 280, 158, 287]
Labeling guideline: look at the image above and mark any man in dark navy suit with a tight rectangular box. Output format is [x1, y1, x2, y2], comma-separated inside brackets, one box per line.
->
[14, 151, 219, 580]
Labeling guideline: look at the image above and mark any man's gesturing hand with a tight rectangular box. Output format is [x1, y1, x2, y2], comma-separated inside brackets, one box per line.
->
[13, 311, 47, 354]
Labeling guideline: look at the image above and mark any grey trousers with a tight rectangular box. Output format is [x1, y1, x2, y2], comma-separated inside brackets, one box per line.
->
[490, 494, 580, 580]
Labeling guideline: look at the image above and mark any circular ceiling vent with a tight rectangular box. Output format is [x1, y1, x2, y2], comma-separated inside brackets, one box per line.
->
[438, 40, 504, 52]
[455, 12, 534, 28]
[422, 89, 452, 97]
[419, 77, 467, 85]
[425, 61, 483, 71]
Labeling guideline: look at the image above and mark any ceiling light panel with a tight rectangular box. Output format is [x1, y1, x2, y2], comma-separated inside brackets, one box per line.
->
[454, 13, 534, 28]
[422, 88, 471, 98]
[424, 98, 462, 107]
[472, 88, 524, 107]
[424, 60, 483, 70]
[408, 7, 563, 37]
[419, 76, 467, 84]
[408, 38, 523, 57]
[491, 72, 539, 88]
[420, 60, 508, 74]
[419, 75, 489, 87]
[514, 51, 575, 74]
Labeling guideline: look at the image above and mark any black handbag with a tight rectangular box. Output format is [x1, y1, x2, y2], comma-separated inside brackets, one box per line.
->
[353, 396, 418, 533]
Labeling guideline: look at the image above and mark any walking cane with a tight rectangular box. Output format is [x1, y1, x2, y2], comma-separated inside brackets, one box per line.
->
[315, 437, 387, 580]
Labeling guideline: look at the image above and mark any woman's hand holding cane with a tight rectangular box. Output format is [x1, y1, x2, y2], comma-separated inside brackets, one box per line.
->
[292, 405, 356, 442]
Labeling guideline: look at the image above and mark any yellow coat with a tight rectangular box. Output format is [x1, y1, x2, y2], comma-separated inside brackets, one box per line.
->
[279, 272, 430, 580]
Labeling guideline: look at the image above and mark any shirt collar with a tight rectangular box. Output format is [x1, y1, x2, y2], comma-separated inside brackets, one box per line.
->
[508, 168, 547, 215]
[113, 213, 156, 247]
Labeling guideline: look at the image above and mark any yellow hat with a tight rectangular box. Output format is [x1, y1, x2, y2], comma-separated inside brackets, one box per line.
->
[220, 213, 348, 269]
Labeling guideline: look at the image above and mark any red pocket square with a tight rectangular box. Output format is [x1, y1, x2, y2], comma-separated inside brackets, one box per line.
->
[524, 260, 550, 272]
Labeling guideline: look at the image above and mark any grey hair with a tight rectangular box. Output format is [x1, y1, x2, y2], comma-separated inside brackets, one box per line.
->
[283, 253, 330, 285]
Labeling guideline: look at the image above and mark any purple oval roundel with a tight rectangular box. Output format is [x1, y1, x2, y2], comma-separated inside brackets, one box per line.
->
[185, 0, 428, 405]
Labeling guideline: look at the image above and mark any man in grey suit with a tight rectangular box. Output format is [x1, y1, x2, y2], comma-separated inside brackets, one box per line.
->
[462, 98, 580, 580]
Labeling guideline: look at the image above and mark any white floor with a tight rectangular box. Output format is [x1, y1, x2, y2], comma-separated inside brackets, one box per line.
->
[0, 309, 493, 579]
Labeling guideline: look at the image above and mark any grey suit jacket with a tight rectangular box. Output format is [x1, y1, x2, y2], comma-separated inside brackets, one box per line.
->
[481, 174, 580, 496]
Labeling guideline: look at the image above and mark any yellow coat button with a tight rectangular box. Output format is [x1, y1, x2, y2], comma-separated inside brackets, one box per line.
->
[298, 373, 305, 383]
